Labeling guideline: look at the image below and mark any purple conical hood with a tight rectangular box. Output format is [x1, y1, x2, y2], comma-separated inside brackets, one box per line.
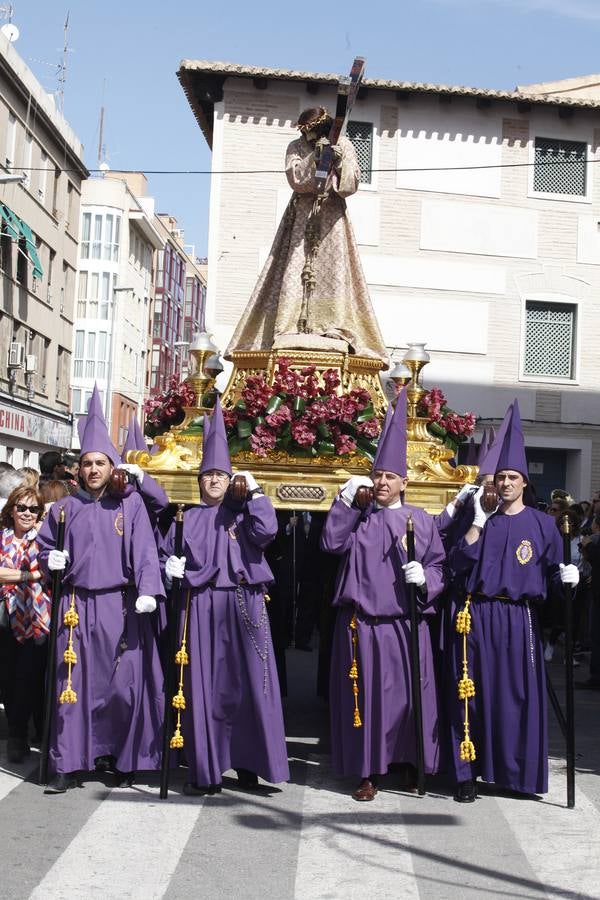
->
[465, 437, 477, 465]
[80, 384, 120, 467]
[200, 396, 231, 475]
[476, 429, 489, 467]
[372, 388, 407, 477]
[495, 399, 528, 477]
[121, 415, 147, 460]
[372, 402, 394, 470]
[478, 405, 512, 477]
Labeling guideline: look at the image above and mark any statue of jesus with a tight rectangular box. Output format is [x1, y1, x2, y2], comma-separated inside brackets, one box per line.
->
[225, 106, 387, 364]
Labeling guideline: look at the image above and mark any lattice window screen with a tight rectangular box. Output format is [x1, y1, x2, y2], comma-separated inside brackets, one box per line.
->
[533, 138, 587, 196]
[347, 121, 373, 184]
[523, 302, 575, 378]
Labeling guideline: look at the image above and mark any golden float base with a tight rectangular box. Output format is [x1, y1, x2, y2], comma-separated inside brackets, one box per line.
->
[134, 349, 477, 512]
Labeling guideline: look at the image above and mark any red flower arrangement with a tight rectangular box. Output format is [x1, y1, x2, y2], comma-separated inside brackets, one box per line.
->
[417, 387, 476, 452]
[143, 375, 197, 439]
[224, 358, 381, 459]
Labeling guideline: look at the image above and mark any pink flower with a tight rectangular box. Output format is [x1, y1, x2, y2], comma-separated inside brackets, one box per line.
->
[349, 388, 370, 410]
[222, 409, 238, 429]
[334, 433, 357, 455]
[322, 368, 341, 392]
[305, 399, 330, 426]
[291, 418, 317, 447]
[356, 418, 381, 439]
[249, 424, 277, 457]
[265, 405, 292, 428]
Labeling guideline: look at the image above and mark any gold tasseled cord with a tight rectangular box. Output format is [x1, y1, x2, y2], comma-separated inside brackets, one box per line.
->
[170, 589, 191, 750]
[59, 589, 79, 705]
[456, 594, 476, 762]
[348, 612, 362, 728]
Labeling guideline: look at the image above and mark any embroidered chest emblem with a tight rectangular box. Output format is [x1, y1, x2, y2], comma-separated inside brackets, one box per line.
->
[114, 512, 124, 537]
[516, 539, 533, 566]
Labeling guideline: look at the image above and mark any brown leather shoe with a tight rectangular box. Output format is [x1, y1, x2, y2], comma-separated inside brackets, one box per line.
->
[352, 778, 378, 801]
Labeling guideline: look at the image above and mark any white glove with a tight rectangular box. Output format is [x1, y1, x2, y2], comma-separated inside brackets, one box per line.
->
[165, 555, 186, 589]
[472, 485, 496, 529]
[118, 463, 144, 485]
[455, 484, 477, 506]
[559, 563, 580, 586]
[340, 475, 374, 507]
[402, 560, 426, 588]
[48, 549, 70, 571]
[135, 595, 156, 614]
[234, 470, 259, 493]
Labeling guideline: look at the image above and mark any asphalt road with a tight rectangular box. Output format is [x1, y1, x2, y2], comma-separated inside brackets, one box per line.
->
[1, 647, 599, 900]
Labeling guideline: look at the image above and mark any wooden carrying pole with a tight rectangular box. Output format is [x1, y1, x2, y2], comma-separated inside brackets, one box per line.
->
[405, 516, 426, 796]
[39, 507, 66, 786]
[560, 514, 576, 809]
[160, 505, 185, 799]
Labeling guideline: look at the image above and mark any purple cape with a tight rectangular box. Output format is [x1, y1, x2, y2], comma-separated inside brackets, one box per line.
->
[446, 506, 563, 793]
[321, 499, 445, 778]
[160, 495, 289, 785]
[37, 492, 165, 775]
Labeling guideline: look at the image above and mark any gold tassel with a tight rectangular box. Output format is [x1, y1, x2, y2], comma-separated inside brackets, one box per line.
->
[348, 613, 362, 728]
[170, 589, 191, 749]
[456, 594, 476, 761]
[59, 589, 78, 705]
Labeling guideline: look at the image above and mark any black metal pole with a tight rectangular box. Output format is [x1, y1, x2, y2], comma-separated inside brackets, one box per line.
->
[560, 514, 576, 809]
[405, 516, 426, 797]
[39, 507, 66, 786]
[159, 505, 184, 800]
[291, 510, 297, 647]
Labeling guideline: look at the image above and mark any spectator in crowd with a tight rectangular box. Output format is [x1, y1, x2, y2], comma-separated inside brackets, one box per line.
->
[0, 485, 50, 763]
[17, 467, 40, 488]
[0, 470, 26, 513]
[60, 453, 79, 491]
[548, 497, 570, 521]
[39, 479, 72, 516]
[38, 451, 63, 484]
[580, 513, 600, 689]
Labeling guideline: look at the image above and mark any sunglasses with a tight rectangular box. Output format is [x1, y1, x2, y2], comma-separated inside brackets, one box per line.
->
[15, 504, 42, 515]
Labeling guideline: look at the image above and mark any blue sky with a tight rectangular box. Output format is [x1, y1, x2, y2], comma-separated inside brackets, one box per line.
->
[10, 0, 600, 255]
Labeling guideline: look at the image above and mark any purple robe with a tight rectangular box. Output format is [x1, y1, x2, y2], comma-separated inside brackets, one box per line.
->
[447, 506, 563, 793]
[160, 495, 289, 786]
[37, 491, 165, 775]
[321, 499, 445, 778]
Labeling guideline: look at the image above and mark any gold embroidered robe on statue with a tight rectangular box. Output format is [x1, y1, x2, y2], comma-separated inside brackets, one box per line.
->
[225, 135, 387, 363]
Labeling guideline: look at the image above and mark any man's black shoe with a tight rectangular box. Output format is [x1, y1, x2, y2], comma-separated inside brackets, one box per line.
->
[94, 754, 117, 773]
[183, 782, 222, 796]
[235, 768, 259, 788]
[453, 779, 477, 803]
[44, 773, 77, 794]
[113, 770, 134, 788]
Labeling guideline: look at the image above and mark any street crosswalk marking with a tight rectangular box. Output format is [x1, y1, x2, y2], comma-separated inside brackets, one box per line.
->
[0, 741, 39, 803]
[495, 759, 600, 900]
[29, 783, 203, 900]
[293, 759, 419, 900]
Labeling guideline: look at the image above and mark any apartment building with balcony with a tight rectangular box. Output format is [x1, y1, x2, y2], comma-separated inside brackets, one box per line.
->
[0, 32, 88, 465]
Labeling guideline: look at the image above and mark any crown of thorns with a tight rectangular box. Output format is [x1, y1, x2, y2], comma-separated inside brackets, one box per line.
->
[296, 110, 332, 133]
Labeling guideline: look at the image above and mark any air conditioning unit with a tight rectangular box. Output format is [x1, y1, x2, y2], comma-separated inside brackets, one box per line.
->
[8, 342, 24, 368]
[25, 354, 37, 374]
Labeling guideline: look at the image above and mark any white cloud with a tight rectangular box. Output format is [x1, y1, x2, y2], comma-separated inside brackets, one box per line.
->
[431, 0, 600, 21]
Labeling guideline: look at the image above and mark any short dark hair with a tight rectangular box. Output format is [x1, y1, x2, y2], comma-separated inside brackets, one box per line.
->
[0, 462, 15, 474]
[39, 450, 62, 476]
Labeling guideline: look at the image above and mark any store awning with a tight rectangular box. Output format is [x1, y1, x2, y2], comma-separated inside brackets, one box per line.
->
[0, 203, 43, 280]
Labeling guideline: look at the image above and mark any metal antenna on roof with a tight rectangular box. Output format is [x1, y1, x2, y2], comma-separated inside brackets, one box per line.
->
[56, 11, 70, 114]
[0, 4, 20, 42]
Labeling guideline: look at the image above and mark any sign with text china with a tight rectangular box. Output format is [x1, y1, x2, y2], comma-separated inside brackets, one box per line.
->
[0, 403, 71, 448]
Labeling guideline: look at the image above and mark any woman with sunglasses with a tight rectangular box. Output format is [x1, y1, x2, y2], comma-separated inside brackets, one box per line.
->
[0, 485, 50, 763]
